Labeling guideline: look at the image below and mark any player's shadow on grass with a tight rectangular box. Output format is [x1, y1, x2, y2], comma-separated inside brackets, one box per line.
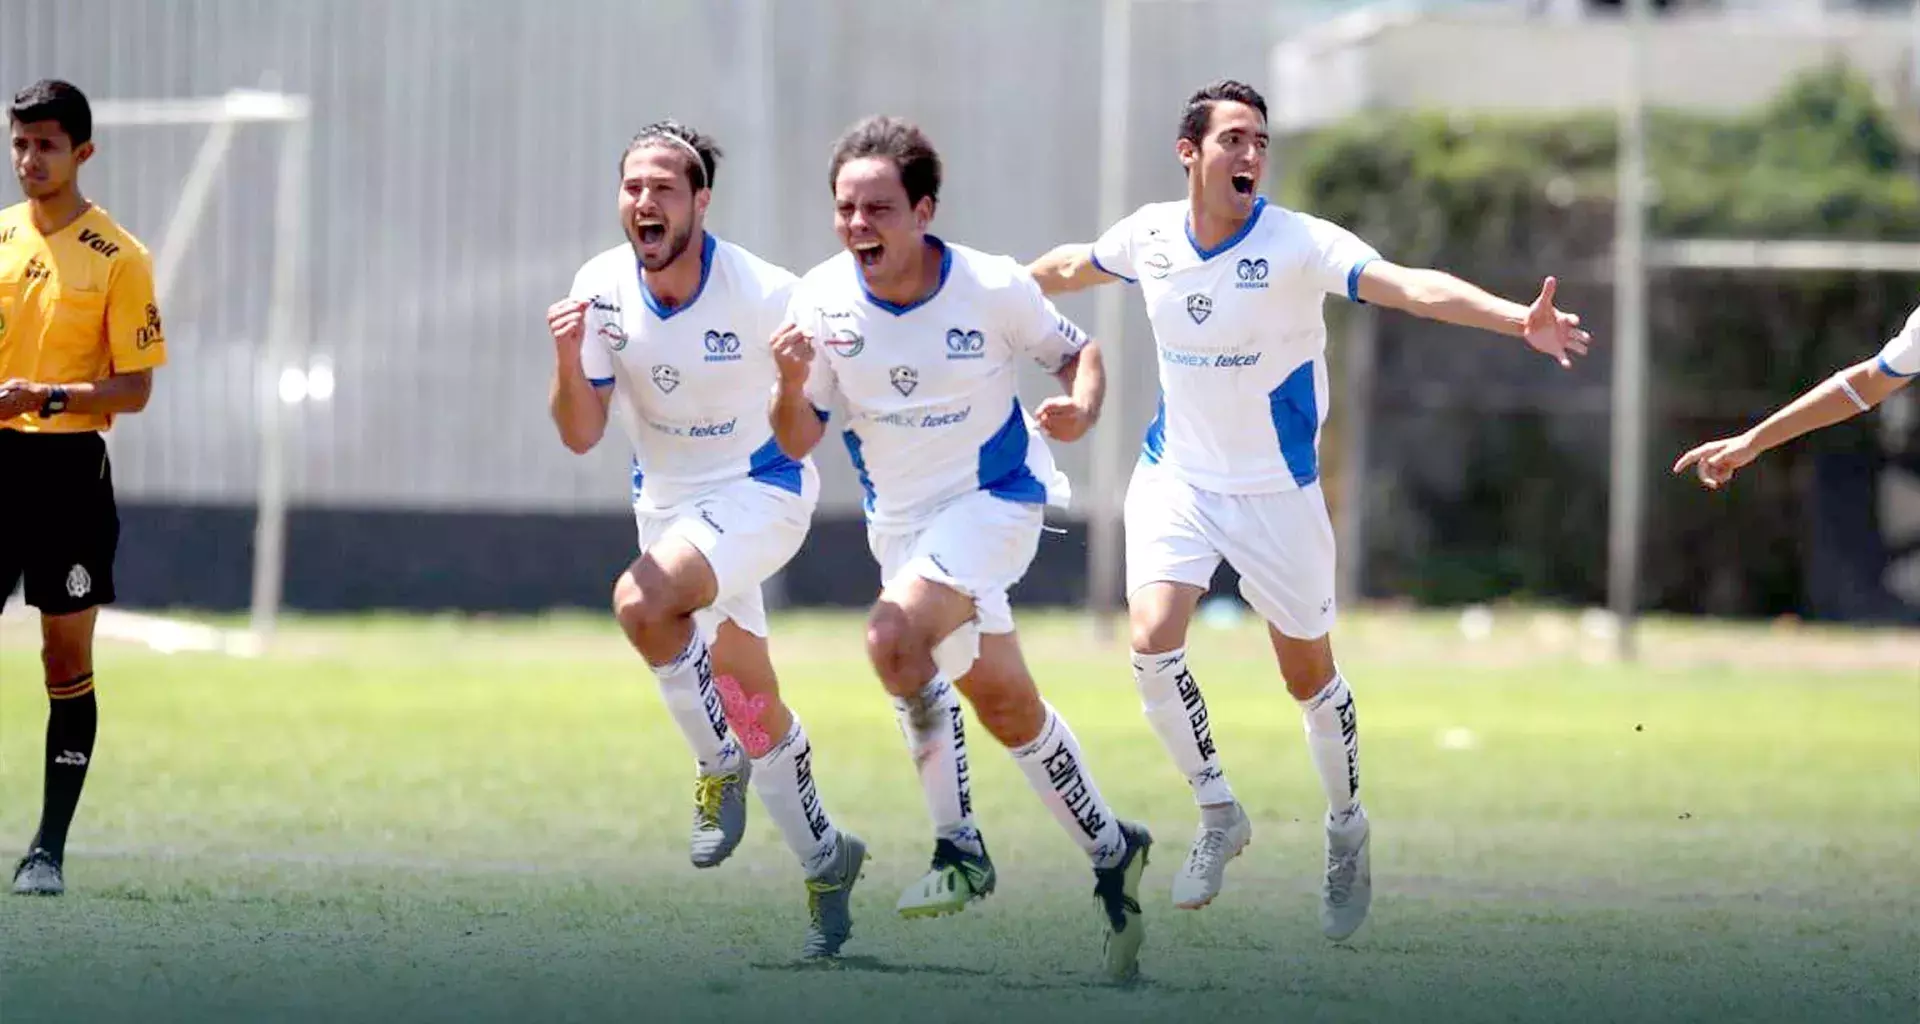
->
[757, 955, 1223, 994]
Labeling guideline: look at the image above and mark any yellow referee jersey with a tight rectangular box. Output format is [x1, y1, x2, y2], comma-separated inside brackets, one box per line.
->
[0, 201, 167, 433]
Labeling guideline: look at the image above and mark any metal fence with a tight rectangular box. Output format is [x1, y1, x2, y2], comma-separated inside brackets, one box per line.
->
[3, 0, 1293, 515]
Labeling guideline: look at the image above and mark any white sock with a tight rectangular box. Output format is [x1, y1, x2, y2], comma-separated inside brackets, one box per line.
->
[1300, 672, 1364, 831]
[892, 677, 981, 855]
[651, 630, 743, 776]
[750, 718, 841, 875]
[1132, 648, 1235, 807]
[1010, 703, 1127, 869]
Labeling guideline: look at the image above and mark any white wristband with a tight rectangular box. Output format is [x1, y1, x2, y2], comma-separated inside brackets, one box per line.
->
[1835, 374, 1871, 412]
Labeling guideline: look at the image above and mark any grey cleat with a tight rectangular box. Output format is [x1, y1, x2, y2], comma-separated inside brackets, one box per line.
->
[1094, 821, 1153, 983]
[11, 848, 63, 896]
[689, 759, 751, 868]
[801, 832, 868, 959]
[1172, 803, 1252, 910]
[1321, 815, 1371, 941]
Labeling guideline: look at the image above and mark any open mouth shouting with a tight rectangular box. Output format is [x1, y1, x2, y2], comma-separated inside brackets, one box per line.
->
[853, 238, 885, 269]
[635, 216, 669, 247]
[1230, 171, 1256, 196]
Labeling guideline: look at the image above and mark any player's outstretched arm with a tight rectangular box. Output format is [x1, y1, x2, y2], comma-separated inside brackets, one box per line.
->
[1672, 357, 1910, 490]
[1028, 244, 1120, 297]
[768, 323, 827, 459]
[547, 297, 612, 454]
[1355, 262, 1592, 370]
[1035, 341, 1106, 443]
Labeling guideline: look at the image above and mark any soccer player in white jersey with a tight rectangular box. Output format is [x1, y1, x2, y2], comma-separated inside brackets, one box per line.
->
[1674, 302, 1919, 487]
[765, 116, 1153, 982]
[546, 121, 864, 960]
[1028, 81, 1591, 940]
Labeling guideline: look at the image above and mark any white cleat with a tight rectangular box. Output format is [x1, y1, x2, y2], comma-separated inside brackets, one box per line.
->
[1321, 814, 1371, 941]
[1171, 803, 1252, 910]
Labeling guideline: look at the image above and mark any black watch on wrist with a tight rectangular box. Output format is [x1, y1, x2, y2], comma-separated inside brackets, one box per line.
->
[39, 386, 69, 417]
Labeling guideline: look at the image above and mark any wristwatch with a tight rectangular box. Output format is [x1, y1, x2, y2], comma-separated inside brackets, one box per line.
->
[38, 386, 69, 417]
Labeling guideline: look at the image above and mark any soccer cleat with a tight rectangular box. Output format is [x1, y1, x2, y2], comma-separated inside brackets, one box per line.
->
[896, 836, 996, 919]
[1172, 803, 1252, 910]
[10, 848, 63, 896]
[1321, 815, 1372, 942]
[1094, 821, 1153, 982]
[688, 759, 751, 868]
[801, 832, 867, 959]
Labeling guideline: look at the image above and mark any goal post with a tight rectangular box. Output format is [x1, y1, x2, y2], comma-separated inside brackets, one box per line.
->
[90, 87, 312, 650]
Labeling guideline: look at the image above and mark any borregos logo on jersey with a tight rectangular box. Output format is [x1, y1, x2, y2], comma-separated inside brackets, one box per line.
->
[1235, 257, 1269, 290]
[703, 330, 742, 363]
[945, 328, 985, 360]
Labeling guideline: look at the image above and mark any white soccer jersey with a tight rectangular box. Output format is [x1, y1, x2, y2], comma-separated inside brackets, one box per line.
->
[1092, 196, 1381, 495]
[788, 240, 1091, 532]
[1877, 304, 1920, 378]
[569, 233, 812, 511]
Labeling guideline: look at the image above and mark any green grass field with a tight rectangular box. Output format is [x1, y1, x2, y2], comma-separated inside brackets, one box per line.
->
[2, 607, 1916, 1023]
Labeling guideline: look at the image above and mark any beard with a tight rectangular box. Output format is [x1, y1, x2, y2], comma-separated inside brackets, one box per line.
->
[636, 221, 696, 273]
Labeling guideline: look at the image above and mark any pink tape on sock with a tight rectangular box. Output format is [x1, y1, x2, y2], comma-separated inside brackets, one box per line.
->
[715, 674, 775, 758]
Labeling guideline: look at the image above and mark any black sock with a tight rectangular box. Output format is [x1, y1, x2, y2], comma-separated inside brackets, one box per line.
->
[32, 675, 98, 864]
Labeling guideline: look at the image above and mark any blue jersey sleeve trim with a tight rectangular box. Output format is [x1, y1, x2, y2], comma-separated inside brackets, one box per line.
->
[1877, 355, 1919, 379]
[588, 376, 616, 388]
[1347, 257, 1377, 304]
[1088, 250, 1136, 284]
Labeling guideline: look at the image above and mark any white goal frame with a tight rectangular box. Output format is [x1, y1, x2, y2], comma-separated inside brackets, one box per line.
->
[92, 87, 311, 649]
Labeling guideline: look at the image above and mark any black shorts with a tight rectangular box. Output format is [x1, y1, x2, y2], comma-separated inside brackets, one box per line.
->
[0, 429, 119, 616]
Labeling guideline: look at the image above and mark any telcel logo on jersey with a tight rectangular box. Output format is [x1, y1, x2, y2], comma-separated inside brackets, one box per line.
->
[703, 330, 742, 362]
[1162, 348, 1261, 369]
[945, 327, 985, 360]
[874, 405, 971, 429]
[1235, 257, 1269, 289]
[687, 418, 737, 438]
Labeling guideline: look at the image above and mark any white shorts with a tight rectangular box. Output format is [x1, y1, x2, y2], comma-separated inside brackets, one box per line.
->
[869, 490, 1042, 635]
[1124, 460, 1338, 640]
[635, 474, 814, 639]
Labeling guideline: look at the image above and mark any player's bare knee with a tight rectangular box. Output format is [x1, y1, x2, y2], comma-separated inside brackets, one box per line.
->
[612, 571, 689, 649]
[865, 603, 930, 693]
[1275, 634, 1337, 700]
[1130, 616, 1186, 657]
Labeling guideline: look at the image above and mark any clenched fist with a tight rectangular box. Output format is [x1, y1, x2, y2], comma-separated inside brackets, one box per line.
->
[770, 322, 814, 389]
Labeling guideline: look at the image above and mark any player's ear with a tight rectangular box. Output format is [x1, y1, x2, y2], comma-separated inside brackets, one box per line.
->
[73, 140, 95, 167]
[694, 187, 711, 219]
[1176, 137, 1198, 173]
[913, 195, 935, 231]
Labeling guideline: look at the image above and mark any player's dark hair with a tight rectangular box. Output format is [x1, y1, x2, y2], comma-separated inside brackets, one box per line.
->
[1177, 79, 1267, 147]
[621, 120, 721, 191]
[828, 116, 942, 208]
[8, 79, 92, 146]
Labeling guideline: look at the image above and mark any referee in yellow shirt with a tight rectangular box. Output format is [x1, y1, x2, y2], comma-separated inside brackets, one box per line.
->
[1, 80, 166, 896]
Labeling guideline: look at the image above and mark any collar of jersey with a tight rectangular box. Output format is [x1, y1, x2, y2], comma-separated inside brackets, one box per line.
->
[859, 236, 953, 316]
[1185, 195, 1267, 262]
[638, 231, 717, 321]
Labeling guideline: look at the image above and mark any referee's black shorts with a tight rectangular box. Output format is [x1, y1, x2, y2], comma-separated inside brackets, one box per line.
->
[0, 429, 120, 616]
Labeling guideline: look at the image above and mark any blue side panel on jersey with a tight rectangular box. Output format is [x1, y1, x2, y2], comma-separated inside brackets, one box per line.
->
[1267, 362, 1320, 487]
[812, 405, 832, 422]
[641, 232, 716, 321]
[1879, 355, 1919, 378]
[977, 398, 1046, 504]
[747, 437, 806, 496]
[630, 457, 646, 501]
[1140, 397, 1166, 464]
[1346, 256, 1377, 304]
[841, 429, 877, 512]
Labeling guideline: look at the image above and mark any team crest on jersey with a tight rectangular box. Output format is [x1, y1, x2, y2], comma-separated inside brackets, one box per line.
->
[1235, 258, 1269, 289]
[825, 328, 865, 358]
[599, 321, 629, 350]
[703, 330, 742, 363]
[1186, 293, 1213, 325]
[651, 364, 680, 394]
[944, 328, 985, 360]
[889, 365, 919, 397]
[1142, 252, 1172, 279]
